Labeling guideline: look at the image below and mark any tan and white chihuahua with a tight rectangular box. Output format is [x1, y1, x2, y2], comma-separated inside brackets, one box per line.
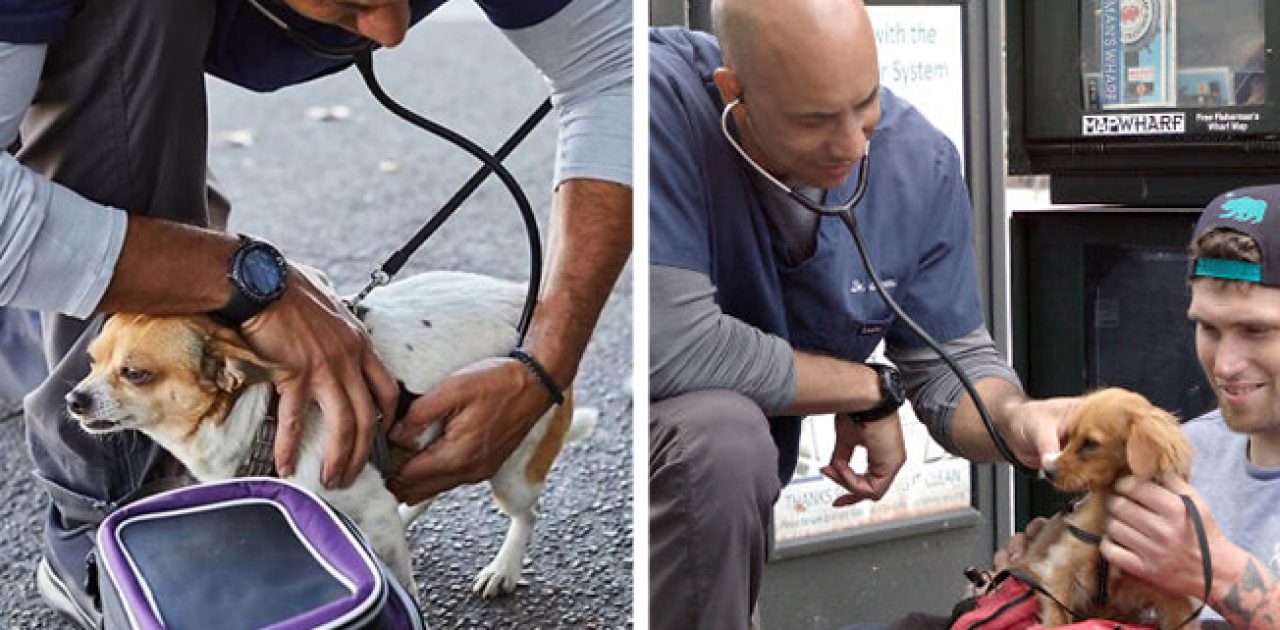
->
[65, 271, 594, 600]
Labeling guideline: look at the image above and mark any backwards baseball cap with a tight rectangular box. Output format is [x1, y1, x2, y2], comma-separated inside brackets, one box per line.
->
[1190, 184, 1280, 287]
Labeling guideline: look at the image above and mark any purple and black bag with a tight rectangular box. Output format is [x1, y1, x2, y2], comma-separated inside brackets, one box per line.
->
[95, 477, 425, 630]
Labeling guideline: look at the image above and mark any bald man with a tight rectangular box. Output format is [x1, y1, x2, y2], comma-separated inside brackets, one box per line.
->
[649, 0, 1075, 626]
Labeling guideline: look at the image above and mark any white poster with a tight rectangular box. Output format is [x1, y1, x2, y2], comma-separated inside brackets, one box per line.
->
[868, 5, 967, 169]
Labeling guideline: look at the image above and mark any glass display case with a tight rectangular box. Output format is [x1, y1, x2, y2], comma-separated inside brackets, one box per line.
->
[1080, 0, 1266, 112]
[1007, 0, 1280, 206]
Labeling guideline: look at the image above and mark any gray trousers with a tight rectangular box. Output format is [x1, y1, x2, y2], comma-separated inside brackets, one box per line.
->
[18, 0, 225, 613]
[650, 390, 783, 630]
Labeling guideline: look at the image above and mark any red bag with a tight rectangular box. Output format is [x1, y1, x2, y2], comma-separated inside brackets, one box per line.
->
[948, 571, 1157, 630]
[949, 571, 1039, 630]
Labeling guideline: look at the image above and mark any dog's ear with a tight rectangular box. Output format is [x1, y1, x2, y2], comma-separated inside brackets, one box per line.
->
[201, 327, 278, 394]
[1126, 403, 1193, 481]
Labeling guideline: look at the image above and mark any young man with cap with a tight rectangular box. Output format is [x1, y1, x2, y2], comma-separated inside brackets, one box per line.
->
[1100, 185, 1280, 624]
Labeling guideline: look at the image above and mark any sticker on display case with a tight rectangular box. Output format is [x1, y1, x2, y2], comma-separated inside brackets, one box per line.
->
[1192, 110, 1262, 133]
[1099, 0, 1176, 108]
[1178, 67, 1234, 106]
[1082, 111, 1186, 135]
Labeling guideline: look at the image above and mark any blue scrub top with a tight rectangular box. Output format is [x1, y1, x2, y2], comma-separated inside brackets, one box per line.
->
[1, 0, 572, 91]
[649, 27, 984, 481]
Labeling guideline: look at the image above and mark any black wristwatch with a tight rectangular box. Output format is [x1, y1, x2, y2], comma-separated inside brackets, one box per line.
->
[210, 236, 288, 328]
[845, 362, 906, 423]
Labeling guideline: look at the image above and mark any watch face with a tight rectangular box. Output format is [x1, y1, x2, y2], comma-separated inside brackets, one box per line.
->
[239, 245, 286, 300]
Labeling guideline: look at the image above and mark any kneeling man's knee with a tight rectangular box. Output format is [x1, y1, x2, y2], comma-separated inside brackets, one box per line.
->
[651, 390, 780, 504]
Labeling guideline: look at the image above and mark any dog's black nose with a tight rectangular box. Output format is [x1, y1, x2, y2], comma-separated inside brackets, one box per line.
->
[65, 390, 92, 415]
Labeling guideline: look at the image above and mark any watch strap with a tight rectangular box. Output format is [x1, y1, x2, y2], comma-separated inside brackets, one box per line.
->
[845, 363, 905, 423]
[210, 236, 286, 328]
[210, 286, 266, 328]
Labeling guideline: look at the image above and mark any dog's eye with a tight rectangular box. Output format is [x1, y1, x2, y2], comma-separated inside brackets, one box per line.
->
[120, 366, 152, 385]
[1080, 437, 1100, 451]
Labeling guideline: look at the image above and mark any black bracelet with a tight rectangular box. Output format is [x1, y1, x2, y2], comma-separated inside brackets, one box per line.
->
[508, 348, 565, 406]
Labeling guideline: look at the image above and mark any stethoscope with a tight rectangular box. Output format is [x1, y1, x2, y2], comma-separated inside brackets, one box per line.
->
[246, 0, 551, 346]
[721, 99, 1035, 476]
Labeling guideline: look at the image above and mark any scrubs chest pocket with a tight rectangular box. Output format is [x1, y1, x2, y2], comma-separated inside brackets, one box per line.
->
[788, 310, 893, 362]
[774, 219, 902, 362]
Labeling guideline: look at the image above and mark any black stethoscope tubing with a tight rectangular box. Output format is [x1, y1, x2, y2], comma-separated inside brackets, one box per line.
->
[247, 0, 549, 345]
[721, 99, 1036, 476]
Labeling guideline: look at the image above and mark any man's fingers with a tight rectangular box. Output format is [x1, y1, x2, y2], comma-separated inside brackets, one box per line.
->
[273, 385, 306, 478]
[1104, 512, 1158, 560]
[1033, 423, 1062, 466]
[1100, 537, 1147, 579]
[1006, 532, 1028, 560]
[362, 350, 399, 432]
[821, 460, 861, 493]
[390, 441, 470, 504]
[993, 548, 1011, 570]
[392, 386, 458, 445]
[314, 383, 357, 489]
[341, 376, 379, 488]
[823, 466, 882, 506]
[860, 470, 895, 500]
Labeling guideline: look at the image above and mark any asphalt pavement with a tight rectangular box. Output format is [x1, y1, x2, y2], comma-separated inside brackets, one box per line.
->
[0, 10, 633, 629]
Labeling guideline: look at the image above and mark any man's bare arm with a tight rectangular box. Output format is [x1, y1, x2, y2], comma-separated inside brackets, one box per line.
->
[389, 178, 632, 504]
[96, 216, 238, 313]
[1215, 549, 1280, 629]
[783, 351, 881, 416]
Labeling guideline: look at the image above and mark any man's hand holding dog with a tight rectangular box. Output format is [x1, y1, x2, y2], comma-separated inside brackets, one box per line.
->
[241, 267, 399, 489]
[822, 412, 907, 507]
[386, 357, 560, 504]
[385, 179, 631, 504]
[951, 378, 1078, 470]
[1102, 475, 1267, 616]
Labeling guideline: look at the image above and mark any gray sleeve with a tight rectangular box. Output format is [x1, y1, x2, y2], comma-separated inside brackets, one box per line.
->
[0, 42, 127, 318]
[499, 0, 632, 188]
[650, 264, 796, 411]
[885, 325, 1023, 454]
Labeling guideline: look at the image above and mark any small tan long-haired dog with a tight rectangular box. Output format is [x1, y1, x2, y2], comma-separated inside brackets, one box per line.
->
[1014, 388, 1197, 629]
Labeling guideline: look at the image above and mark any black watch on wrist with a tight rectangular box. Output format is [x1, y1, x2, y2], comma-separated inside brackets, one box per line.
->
[845, 362, 906, 423]
[210, 235, 288, 328]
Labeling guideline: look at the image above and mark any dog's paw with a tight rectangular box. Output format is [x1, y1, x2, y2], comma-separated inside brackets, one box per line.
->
[472, 559, 522, 598]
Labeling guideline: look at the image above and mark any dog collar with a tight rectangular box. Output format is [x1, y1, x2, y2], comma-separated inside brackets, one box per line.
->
[237, 391, 281, 478]
[236, 385, 420, 480]
[1066, 522, 1109, 607]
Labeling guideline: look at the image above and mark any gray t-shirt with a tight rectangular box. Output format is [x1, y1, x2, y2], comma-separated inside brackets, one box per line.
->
[1184, 409, 1280, 621]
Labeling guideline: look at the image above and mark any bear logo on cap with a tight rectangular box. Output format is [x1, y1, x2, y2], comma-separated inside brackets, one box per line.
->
[1219, 196, 1268, 224]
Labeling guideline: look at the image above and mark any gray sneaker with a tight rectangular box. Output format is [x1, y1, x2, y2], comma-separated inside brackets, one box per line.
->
[35, 556, 95, 629]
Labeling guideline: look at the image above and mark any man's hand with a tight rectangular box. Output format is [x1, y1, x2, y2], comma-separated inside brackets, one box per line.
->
[997, 396, 1078, 470]
[993, 516, 1047, 571]
[821, 412, 906, 507]
[240, 267, 398, 488]
[386, 357, 554, 504]
[1101, 475, 1239, 602]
